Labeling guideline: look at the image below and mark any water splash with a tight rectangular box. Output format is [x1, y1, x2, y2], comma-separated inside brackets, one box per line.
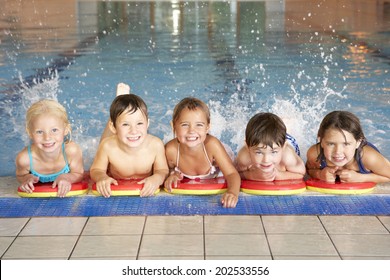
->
[205, 83, 347, 162]
[271, 84, 347, 160]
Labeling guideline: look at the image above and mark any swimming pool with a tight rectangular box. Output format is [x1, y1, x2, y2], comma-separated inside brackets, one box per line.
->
[0, 0, 389, 177]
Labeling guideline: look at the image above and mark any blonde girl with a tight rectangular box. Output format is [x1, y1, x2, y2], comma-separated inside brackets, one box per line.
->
[164, 97, 241, 208]
[15, 99, 84, 197]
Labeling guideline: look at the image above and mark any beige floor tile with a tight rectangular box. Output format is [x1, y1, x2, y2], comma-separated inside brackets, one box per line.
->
[144, 216, 203, 235]
[262, 216, 325, 234]
[0, 237, 16, 256]
[320, 216, 389, 234]
[138, 256, 204, 260]
[206, 234, 269, 256]
[330, 235, 390, 257]
[206, 255, 272, 260]
[204, 215, 263, 234]
[82, 216, 145, 235]
[20, 217, 87, 236]
[273, 256, 341, 260]
[0, 218, 29, 236]
[378, 216, 390, 232]
[2, 236, 78, 259]
[267, 234, 338, 256]
[139, 234, 203, 257]
[72, 235, 141, 258]
[342, 256, 390, 260]
[70, 256, 137, 260]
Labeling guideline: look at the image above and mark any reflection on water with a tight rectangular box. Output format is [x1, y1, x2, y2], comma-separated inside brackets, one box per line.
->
[0, 0, 389, 176]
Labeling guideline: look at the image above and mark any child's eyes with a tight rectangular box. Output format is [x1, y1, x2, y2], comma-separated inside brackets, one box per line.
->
[35, 130, 43, 135]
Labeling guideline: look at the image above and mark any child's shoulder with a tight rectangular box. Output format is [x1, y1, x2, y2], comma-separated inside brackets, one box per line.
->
[145, 133, 164, 145]
[306, 143, 320, 156]
[15, 146, 29, 166]
[205, 134, 221, 145]
[64, 141, 82, 155]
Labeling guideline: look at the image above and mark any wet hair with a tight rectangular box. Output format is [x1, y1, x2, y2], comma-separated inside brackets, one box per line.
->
[110, 94, 148, 127]
[26, 99, 71, 142]
[316, 110, 367, 162]
[172, 97, 210, 127]
[245, 112, 286, 148]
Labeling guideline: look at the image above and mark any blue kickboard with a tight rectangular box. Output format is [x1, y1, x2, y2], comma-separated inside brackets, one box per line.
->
[1, 194, 390, 217]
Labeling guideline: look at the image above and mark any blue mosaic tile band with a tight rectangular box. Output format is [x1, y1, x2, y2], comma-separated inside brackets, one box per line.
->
[1, 195, 390, 217]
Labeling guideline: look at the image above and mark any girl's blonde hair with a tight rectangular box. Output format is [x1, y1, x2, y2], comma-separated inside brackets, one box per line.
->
[172, 97, 210, 127]
[26, 99, 71, 142]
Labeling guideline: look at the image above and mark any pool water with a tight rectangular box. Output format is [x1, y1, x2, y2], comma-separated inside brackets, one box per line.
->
[0, 0, 389, 176]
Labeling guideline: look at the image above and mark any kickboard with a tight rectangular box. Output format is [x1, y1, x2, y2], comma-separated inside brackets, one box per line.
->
[17, 180, 89, 198]
[306, 178, 376, 194]
[241, 179, 306, 195]
[165, 177, 227, 195]
[92, 179, 160, 196]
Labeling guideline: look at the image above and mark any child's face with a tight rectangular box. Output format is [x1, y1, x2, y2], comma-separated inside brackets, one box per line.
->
[320, 128, 361, 167]
[248, 143, 283, 172]
[174, 108, 210, 147]
[29, 114, 68, 152]
[112, 108, 149, 148]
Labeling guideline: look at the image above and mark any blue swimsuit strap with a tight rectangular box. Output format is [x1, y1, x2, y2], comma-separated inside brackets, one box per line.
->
[28, 143, 70, 181]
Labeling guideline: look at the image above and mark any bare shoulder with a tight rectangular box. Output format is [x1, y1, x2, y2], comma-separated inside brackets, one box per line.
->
[146, 134, 164, 145]
[99, 135, 117, 150]
[306, 144, 319, 159]
[65, 141, 83, 155]
[204, 134, 223, 148]
[362, 144, 388, 164]
[236, 145, 251, 166]
[165, 138, 178, 151]
[15, 147, 29, 168]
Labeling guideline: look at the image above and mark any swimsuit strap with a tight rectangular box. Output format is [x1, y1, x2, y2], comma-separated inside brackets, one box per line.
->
[27, 145, 34, 172]
[175, 142, 216, 176]
[61, 142, 69, 165]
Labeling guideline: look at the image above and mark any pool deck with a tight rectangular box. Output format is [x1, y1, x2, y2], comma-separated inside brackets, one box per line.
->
[1, 176, 390, 260]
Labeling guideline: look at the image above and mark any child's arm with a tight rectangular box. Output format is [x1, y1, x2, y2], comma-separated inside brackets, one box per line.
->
[274, 144, 306, 180]
[209, 137, 240, 208]
[337, 146, 390, 183]
[15, 148, 39, 193]
[139, 138, 169, 197]
[90, 140, 118, 197]
[53, 142, 84, 197]
[306, 144, 338, 182]
[164, 139, 183, 192]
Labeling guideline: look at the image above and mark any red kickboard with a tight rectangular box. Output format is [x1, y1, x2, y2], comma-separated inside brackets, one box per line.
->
[306, 178, 376, 194]
[241, 179, 306, 195]
[165, 177, 227, 195]
[91, 179, 159, 196]
[17, 180, 89, 198]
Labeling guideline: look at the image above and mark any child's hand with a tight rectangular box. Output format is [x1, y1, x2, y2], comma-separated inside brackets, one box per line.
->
[53, 176, 72, 198]
[320, 167, 339, 183]
[221, 192, 238, 208]
[336, 169, 360, 183]
[138, 176, 161, 197]
[164, 172, 183, 192]
[19, 175, 39, 193]
[96, 177, 118, 198]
